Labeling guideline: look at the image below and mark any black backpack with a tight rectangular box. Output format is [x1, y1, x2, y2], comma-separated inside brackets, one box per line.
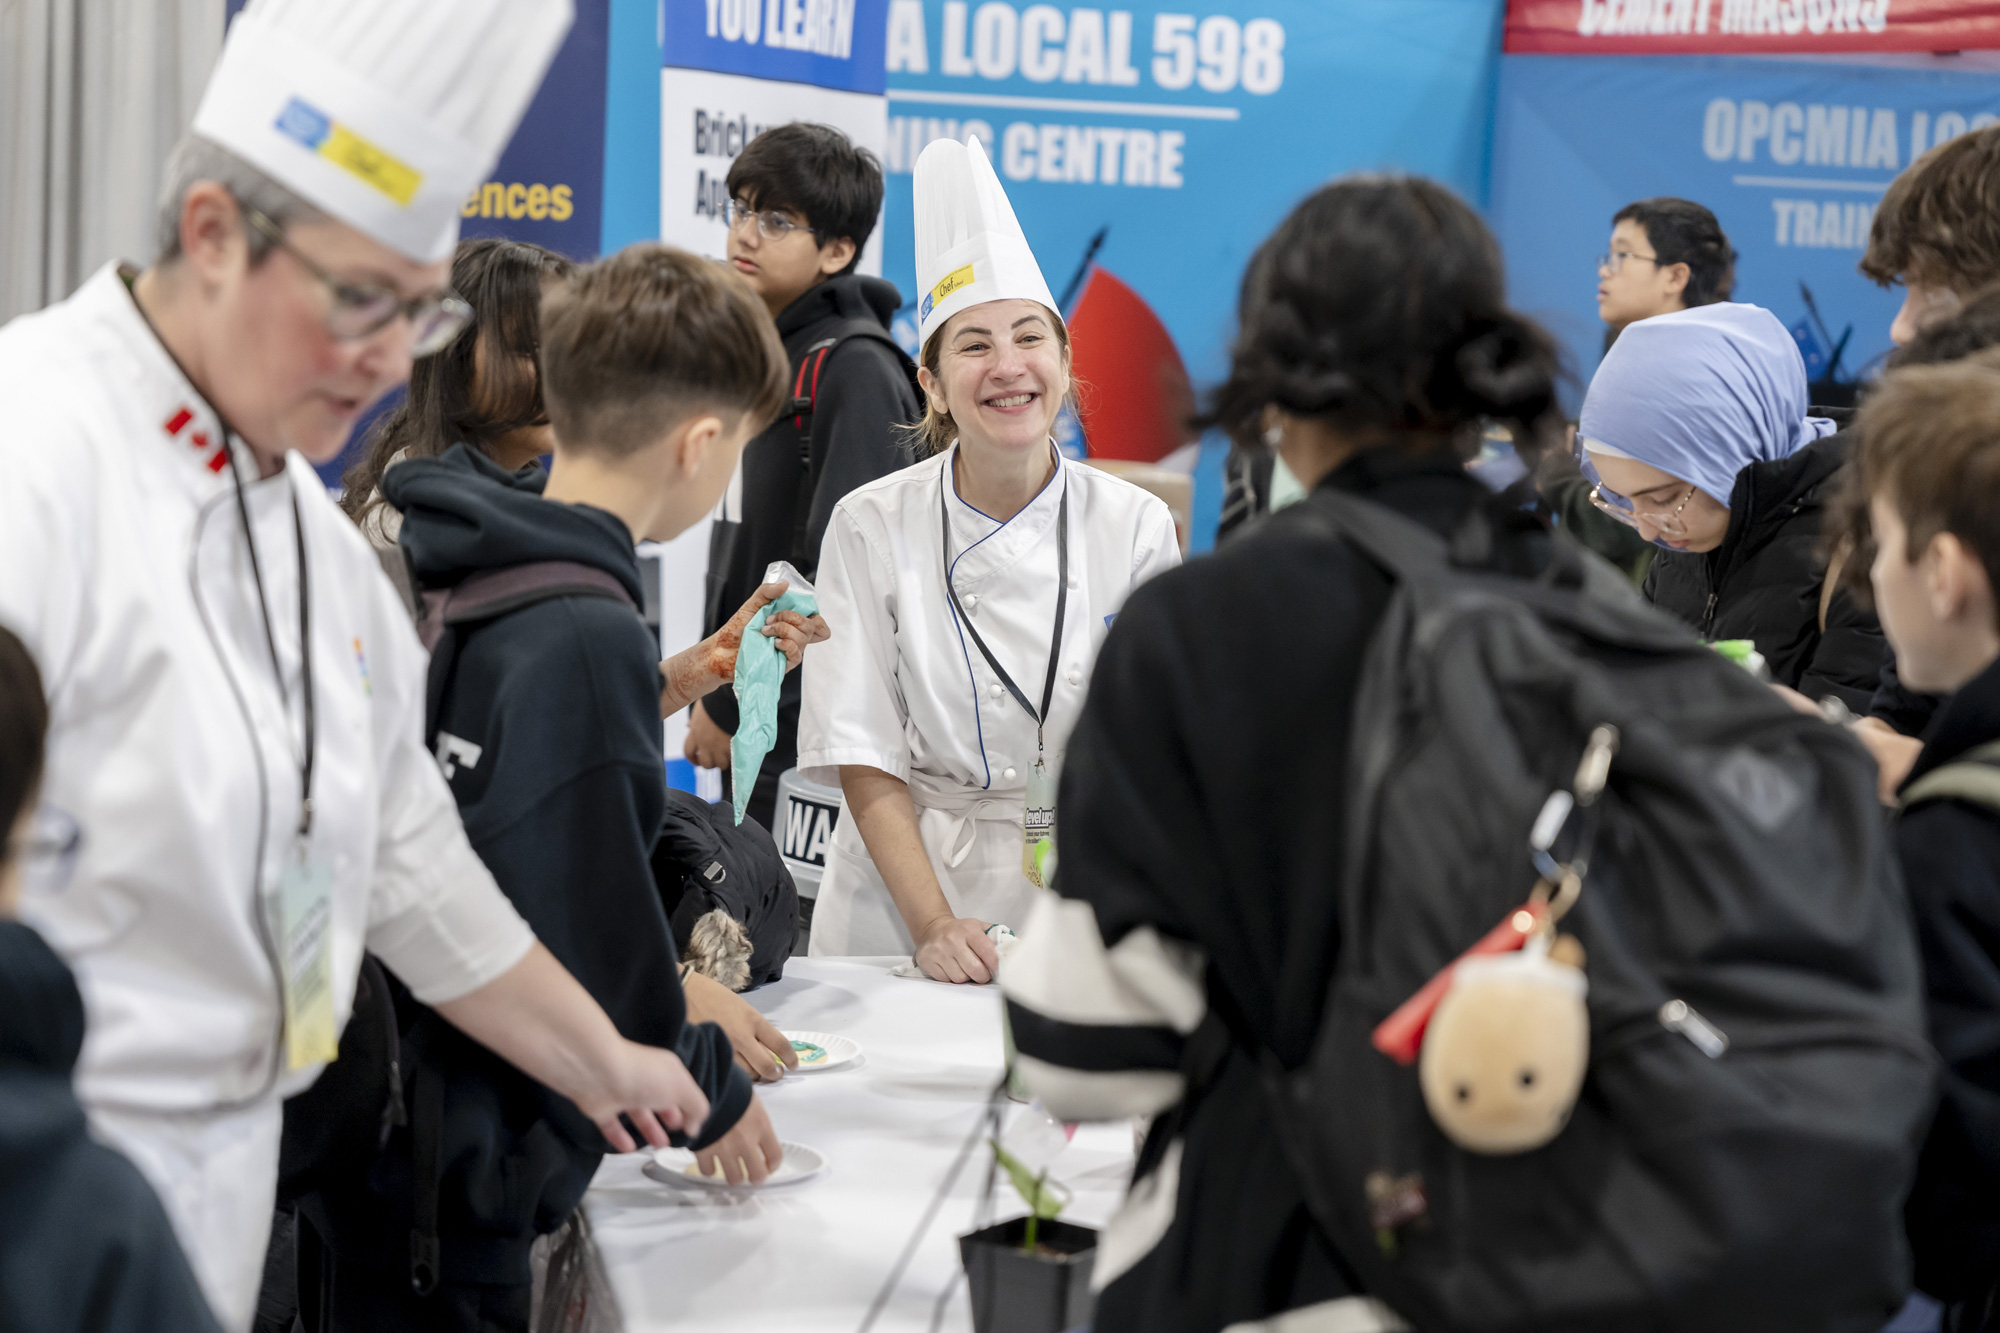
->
[1262, 488, 1936, 1333]
[652, 789, 798, 991]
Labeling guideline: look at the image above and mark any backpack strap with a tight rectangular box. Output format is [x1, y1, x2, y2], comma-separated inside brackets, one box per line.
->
[782, 322, 919, 571]
[416, 560, 634, 652]
[1296, 485, 1455, 581]
[420, 560, 637, 753]
[1899, 739, 2000, 814]
[407, 1058, 444, 1296]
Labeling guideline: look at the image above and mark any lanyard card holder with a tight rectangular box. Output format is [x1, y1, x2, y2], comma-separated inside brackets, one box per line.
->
[277, 843, 338, 1070]
[939, 466, 1071, 893]
[1023, 760, 1057, 888]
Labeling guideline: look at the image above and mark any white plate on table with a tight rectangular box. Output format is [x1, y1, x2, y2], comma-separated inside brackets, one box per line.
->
[779, 1030, 861, 1074]
[643, 1141, 826, 1192]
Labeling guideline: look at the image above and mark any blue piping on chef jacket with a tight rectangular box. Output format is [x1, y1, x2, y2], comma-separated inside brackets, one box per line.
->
[943, 447, 1065, 794]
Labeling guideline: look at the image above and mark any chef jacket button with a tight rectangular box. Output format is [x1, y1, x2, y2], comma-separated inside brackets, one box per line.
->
[989, 682, 1004, 699]
[1067, 576, 1079, 589]
[1003, 766, 1018, 782]
[966, 593, 980, 609]
[1067, 669, 1082, 686]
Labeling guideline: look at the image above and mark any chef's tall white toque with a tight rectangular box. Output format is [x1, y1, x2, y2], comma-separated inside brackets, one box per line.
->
[191, 0, 574, 263]
[912, 135, 1061, 353]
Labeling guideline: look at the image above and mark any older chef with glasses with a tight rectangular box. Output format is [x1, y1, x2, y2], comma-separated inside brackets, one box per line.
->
[0, 2, 718, 1326]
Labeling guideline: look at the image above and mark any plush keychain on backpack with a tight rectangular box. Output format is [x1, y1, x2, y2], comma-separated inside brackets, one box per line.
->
[1418, 932, 1589, 1154]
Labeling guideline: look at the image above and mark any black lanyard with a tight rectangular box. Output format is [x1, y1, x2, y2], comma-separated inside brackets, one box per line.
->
[226, 455, 316, 840]
[940, 458, 1068, 758]
[127, 275, 316, 840]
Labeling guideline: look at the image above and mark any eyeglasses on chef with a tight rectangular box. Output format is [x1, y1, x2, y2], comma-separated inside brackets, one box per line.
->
[243, 207, 473, 356]
[723, 198, 819, 244]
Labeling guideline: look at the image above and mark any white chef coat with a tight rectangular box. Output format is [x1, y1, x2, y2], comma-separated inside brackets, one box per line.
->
[0, 265, 535, 1323]
[797, 443, 1180, 956]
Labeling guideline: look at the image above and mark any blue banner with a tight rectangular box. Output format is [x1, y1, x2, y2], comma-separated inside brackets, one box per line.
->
[877, 0, 1507, 388]
[1490, 53, 2000, 408]
[461, 0, 610, 260]
[665, 0, 892, 92]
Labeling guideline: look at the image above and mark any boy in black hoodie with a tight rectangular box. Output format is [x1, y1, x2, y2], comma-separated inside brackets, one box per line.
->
[1851, 352, 2000, 1329]
[299, 245, 808, 1332]
[688, 122, 922, 830]
[0, 625, 222, 1333]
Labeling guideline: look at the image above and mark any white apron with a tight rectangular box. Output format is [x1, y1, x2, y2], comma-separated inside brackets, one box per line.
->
[811, 781, 1038, 956]
[797, 445, 1182, 958]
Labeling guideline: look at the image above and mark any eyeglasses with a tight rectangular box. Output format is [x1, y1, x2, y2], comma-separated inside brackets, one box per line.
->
[243, 208, 473, 357]
[15, 806, 82, 899]
[1590, 481, 1697, 541]
[1597, 250, 1665, 275]
[723, 199, 815, 243]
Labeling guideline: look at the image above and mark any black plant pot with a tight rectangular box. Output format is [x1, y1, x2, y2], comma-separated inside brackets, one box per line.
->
[959, 1216, 1097, 1333]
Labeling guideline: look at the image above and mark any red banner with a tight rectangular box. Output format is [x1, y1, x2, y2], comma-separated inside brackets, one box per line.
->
[1506, 0, 2000, 53]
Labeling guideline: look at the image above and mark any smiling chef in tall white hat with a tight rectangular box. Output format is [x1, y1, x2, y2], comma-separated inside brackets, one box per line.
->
[0, 2, 723, 1326]
[797, 136, 1180, 983]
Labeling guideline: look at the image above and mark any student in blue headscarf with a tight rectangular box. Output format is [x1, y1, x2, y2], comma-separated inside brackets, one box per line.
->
[1578, 301, 1886, 709]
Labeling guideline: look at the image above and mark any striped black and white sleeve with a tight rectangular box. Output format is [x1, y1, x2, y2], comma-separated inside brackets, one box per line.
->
[1000, 892, 1207, 1122]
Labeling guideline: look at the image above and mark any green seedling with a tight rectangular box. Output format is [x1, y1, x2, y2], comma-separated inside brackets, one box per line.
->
[990, 1139, 1071, 1252]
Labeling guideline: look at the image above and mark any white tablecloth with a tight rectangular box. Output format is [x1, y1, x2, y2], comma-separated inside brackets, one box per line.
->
[585, 957, 1137, 1332]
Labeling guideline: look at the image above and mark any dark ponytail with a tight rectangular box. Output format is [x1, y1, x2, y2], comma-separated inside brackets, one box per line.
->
[1207, 175, 1563, 462]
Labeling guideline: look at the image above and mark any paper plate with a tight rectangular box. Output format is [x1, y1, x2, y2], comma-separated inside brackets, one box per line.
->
[644, 1140, 826, 1192]
[779, 1030, 861, 1074]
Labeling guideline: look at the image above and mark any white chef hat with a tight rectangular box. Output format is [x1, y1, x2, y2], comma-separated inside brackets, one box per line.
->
[913, 136, 1062, 353]
[191, 0, 573, 264]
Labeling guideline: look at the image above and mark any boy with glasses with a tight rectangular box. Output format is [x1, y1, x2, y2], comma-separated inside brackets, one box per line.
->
[1595, 196, 1737, 341]
[687, 123, 921, 835]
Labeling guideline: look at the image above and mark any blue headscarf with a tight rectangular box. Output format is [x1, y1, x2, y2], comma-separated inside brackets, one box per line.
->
[1578, 303, 1837, 508]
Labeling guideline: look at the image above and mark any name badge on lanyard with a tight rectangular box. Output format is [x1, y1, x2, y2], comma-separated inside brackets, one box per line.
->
[278, 849, 338, 1069]
[941, 463, 1068, 889]
[235, 463, 337, 1070]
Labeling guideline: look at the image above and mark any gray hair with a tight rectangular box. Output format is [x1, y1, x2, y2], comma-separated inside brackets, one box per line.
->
[154, 135, 327, 265]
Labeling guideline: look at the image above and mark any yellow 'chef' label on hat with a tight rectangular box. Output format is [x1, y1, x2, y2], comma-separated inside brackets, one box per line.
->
[921, 262, 977, 322]
[275, 97, 423, 207]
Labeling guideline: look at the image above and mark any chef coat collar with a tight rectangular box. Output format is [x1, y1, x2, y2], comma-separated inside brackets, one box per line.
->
[92, 264, 249, 493]
[942, 438, 1066, 588]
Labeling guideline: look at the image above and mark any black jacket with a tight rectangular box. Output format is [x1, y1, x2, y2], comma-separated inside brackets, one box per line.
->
[1874, 643, 1947, 737]
[0, 922, 221, 1333]
[701, 274, 920, 825]
[1644, 428, 1884, 710]
[1038, 449, 1554, 1332]
[1896, 655, 2000, 1310]
[302, 446, 751, 1286]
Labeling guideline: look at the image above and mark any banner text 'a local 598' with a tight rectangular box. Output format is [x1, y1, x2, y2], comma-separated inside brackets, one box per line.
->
[881, 3, 1287, 187]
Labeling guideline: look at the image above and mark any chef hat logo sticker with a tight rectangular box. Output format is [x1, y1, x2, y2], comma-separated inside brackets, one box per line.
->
[912, 136, 1061, 353]
[271, 98, 421, 207]
[192, 0, 574, 264]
